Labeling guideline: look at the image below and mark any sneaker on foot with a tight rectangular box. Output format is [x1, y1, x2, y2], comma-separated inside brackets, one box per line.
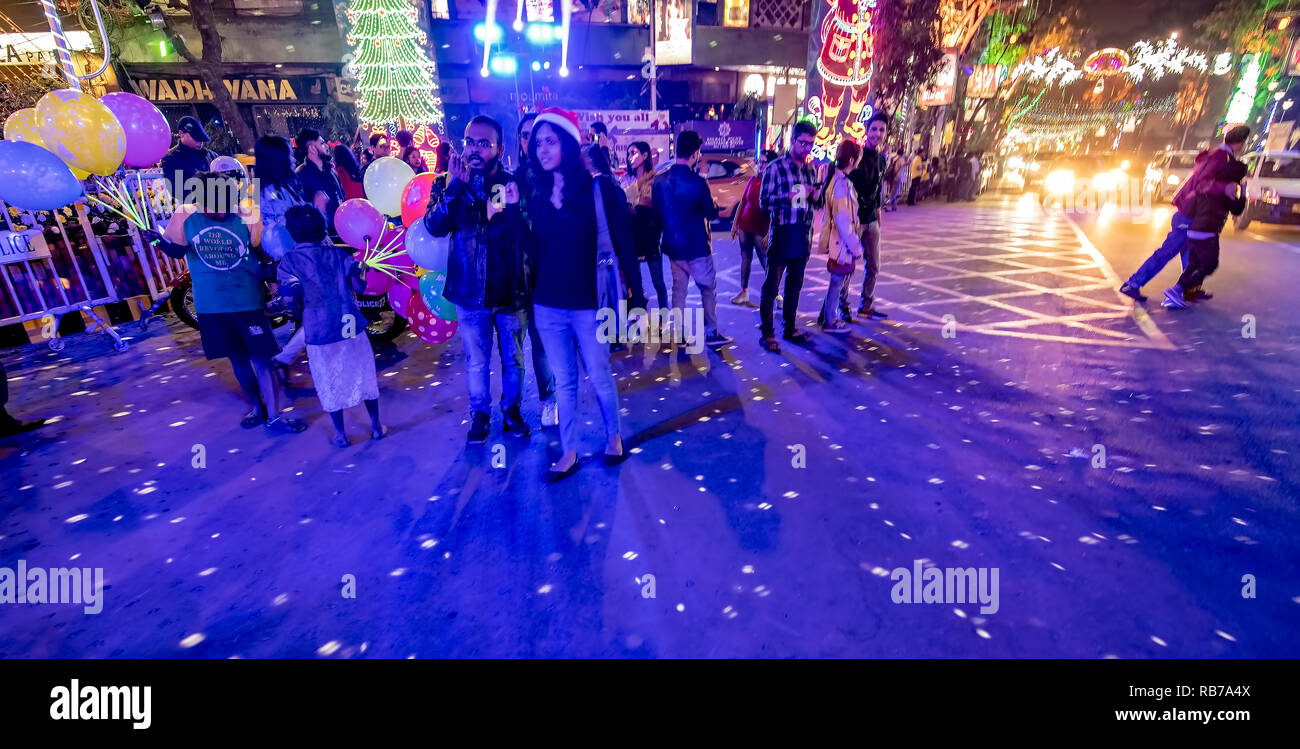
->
[1186, 287, 1214, 301]
[1162, 286, 1188, 309]
[467, 411, 491, 443]
[502, 404, 530, 437]
[823, 322, 851, 334]
[776, 294, 783, 310]
[1119, 283, 1148, 303]
[541, 400, 558, 428]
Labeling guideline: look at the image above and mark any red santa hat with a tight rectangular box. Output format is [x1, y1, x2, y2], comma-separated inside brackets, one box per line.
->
[532, 107, 582, 145]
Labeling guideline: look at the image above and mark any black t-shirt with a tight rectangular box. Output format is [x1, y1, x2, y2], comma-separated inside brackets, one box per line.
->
[296, 160, 345, 227]
[530, 179, 598, 310]
[848, 148, 887, 225]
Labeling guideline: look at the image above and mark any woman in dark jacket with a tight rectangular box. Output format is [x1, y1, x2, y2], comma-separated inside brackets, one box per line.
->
[623, 141, 668, 309]
[526, 108, 631, 481]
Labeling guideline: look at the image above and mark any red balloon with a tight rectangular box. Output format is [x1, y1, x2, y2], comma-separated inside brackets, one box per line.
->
[400, 173, 438, 228]
[407, 293, 458, 344]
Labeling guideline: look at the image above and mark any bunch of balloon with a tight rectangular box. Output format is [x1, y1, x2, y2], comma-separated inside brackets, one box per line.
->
[403, 200, 457, 344]
[334, 198, 421, 322]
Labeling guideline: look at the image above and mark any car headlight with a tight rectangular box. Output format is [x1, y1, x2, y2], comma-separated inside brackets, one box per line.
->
[1121, 160, 1131, 170]
[1093, 171, 1121, 190]
[1262, 187, 1280, 205]
[1166, 174, 1180, 186]
[1045, 170, 1075, 194]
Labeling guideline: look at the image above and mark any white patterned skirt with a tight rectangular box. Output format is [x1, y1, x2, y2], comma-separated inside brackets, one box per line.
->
[306, 335, 380, 412]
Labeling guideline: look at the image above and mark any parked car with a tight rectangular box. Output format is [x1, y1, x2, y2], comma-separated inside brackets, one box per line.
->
[1237, 150, 1300, 230]
[1144, 150, 1200, 202]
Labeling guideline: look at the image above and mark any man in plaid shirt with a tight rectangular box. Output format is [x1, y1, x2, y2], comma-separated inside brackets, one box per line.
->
[758, 121, 822, 352]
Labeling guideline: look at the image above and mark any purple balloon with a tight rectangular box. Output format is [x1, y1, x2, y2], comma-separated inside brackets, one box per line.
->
[334, 198, 385, 251]
[99, 92, 170, 168]
[0, 140, 83, 210]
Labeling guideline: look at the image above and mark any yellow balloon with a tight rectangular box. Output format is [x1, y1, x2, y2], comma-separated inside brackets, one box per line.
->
[35, 88, 126, 177]
[70, 165, 91, 180]
[3, 108, 46, 146]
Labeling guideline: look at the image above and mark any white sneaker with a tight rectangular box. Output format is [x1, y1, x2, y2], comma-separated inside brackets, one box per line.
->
[776, 294, 784, 310]
[541, 399, 558, 427]
[730, 290, 749, 305]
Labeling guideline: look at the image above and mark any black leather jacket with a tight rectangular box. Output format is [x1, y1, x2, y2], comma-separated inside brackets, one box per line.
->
[423, 167, 531, 311]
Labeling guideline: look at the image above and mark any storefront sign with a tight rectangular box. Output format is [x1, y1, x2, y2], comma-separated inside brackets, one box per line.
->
[0, 32, 94, 65]
[678, 120, 756, 152]
[0, 230, 52, 266]
[919, 53, 958, 107]
[574, 110, 671, 134]
[654, 0, 694, 65]
[966, 64, 1004, 99]
[126, 75, 330, 104]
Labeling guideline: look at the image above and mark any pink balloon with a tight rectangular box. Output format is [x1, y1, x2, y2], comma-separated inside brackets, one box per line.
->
[387, 284, 413, 318]
[355, 251, 396, 296]
[334, 198, 385, 250]
[99, 92, 170, 168]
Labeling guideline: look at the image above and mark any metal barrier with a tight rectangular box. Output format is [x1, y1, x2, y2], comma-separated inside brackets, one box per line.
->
[0, 169, 182, 352]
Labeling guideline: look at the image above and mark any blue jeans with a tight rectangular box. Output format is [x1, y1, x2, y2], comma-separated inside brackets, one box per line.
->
[526, 305, 555, 403]
[1127, 210, 1191, 289]
[455, 305, 526, 416]
[532, 304, 621, 453]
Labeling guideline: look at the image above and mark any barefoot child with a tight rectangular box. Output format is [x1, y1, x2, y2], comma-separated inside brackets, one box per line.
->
[277, 205, 384, 445]
[1163, 159, 1248, 309]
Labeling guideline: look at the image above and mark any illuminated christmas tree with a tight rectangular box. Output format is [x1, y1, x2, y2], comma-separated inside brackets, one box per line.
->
[345, 0, 445, 130]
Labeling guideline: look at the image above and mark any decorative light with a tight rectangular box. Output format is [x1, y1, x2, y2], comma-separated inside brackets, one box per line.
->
[346, 0, 445, 129]
[1083, 48, 1131, 77]
[1213, 53, 1233, 75]
[1225, 53, 1262, 126]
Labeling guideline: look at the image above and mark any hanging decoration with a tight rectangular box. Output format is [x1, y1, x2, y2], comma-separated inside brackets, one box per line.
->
[345, 0, 446, 130]
[1012, 39, 1209, 89]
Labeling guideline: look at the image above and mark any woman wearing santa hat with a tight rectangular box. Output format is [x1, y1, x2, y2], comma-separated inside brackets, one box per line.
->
[525, 107, 633, 482]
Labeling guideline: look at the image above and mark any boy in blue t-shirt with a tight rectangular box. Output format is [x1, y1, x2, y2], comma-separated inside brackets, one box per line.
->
[145, 171, 305, 433]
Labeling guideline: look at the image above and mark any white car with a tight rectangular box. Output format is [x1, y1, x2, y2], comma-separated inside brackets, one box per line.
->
[1144, 150, 1199, 202]
[1237, 150, 1300, 230]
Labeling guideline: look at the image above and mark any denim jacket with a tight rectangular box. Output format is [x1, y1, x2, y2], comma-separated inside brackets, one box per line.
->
[423, 167, 531, 311]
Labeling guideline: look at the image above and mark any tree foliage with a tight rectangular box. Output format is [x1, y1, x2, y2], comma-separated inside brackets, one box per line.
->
[872, 0, 947, 117]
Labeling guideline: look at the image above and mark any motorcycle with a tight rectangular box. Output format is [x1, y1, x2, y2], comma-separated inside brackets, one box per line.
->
[163, 273, 408, 343]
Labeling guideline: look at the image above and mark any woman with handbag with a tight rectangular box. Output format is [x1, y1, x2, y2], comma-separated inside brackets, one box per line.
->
[819, 140, 864, 335]
[525, 108, 629, 482]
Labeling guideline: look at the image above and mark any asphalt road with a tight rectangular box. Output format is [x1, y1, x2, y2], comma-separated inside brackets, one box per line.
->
[1, 193, 1297, 658]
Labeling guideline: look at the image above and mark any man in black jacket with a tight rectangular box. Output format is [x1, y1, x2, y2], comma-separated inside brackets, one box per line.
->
[652, 130, 730, 347]
[847, 112, 890, 319]
[425, 115, 533, 442]
[159, 116, 216, 186]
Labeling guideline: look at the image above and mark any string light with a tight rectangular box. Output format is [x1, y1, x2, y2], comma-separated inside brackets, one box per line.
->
[1012, 39, 1208, 88]
[345, 0, 445, 130]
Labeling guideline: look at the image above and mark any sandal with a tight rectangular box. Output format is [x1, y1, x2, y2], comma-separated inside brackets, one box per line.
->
[759, 336, 781, 353]
[264, 416, 307, 434]
[370, 425, 388, 440]
[783, 330, 811, 345]
[240, 408, 266, 429]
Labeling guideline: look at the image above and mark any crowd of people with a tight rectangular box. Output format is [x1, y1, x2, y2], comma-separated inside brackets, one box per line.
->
[50, 106, 942, 482]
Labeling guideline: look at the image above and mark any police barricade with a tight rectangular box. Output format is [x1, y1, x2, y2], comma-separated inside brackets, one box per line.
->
[0, 169, 182, 352]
